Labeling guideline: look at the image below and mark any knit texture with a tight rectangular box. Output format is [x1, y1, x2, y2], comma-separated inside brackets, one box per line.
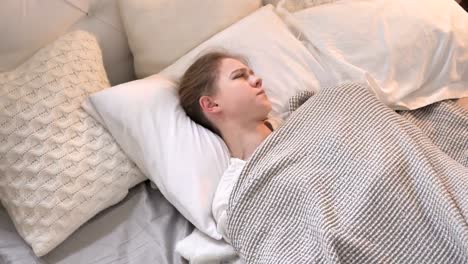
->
[0, 31, 145, 256]
[227, 82, 468, 263]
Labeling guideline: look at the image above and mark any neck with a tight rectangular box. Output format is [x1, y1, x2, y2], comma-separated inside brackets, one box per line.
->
[219, 120, 272, 160]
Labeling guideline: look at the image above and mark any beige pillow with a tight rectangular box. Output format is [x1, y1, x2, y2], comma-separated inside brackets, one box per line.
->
[118, 0, 262, 78]
[0, 0, 83, 72]
[0, 0, 134, 85]
[276, 0, 336, 12]
[0, 30, 145, 257]
[263, 0, 282, 5]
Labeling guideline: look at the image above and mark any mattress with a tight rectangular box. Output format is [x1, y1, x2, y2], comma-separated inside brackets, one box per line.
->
[0, 181, 193, 264]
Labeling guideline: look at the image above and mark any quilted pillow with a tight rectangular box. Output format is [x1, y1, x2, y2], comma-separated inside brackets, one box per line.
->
[0, 30, 145, 256]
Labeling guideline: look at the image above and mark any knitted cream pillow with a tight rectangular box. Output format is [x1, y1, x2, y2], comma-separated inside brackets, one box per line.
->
[0, 30, 145, 256]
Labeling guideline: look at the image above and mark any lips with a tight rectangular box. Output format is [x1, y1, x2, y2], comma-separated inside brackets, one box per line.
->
[257, 90, 265, 96]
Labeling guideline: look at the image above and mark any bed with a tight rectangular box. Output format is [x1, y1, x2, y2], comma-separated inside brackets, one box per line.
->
[0, 0, 261, 263]
[1, 0, 467, 263]
[0, 182, 193, 264]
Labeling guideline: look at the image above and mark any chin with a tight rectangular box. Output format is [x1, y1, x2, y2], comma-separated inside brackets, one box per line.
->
[264, 102, 272, 114]
[254, 100, 272, 117]
[262, 106, 272, 118]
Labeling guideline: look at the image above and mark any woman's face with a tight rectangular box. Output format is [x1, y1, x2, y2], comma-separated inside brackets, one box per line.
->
[213, 58, 272, 122]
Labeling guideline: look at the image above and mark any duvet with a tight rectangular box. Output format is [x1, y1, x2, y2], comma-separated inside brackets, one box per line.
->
[226, 83, 468, 263]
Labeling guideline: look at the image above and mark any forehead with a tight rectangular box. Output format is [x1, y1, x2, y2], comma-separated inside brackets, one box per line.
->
[218, 58, 248, 74]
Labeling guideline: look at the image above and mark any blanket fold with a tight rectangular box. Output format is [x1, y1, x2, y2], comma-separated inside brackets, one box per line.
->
[226, 82, 468, 263]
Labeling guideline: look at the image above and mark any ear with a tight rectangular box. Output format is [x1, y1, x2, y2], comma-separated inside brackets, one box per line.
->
[199, 95, 221, 114]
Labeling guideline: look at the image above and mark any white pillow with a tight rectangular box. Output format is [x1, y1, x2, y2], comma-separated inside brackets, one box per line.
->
[118, 0, 262, 78]
[160, 5, 326, 117]
[0, 31, 145, 257]
[278, 0, 468, 110]
[85, 5, 323, 239]
[84, 76, 230, 239]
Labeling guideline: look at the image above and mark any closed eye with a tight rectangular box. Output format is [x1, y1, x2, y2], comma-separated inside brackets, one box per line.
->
[234, 72, 247, 79]
[231, 68, 254, 80]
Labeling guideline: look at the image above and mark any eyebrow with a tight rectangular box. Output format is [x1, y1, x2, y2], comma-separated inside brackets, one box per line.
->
[230, 67, 254, 78]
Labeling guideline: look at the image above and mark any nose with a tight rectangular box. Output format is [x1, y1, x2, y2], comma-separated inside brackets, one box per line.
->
[250, 75, 262, 88]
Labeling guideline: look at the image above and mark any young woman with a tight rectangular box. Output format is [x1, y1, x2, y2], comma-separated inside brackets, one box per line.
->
[178, 50, 468, 241]
[178, 51, 282, 162]
[178, 51, 285, 240]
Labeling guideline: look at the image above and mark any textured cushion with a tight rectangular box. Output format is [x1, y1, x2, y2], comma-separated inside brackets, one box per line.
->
[0, 30, 145, 257]
[118, 0, 262, 78]
[85, 5, 324, 240]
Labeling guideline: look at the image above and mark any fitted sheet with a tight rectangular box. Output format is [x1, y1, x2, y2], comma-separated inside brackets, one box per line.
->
[0, 181, 193, 264]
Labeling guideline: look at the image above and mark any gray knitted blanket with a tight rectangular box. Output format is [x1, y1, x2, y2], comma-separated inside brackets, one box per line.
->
[226, 82, 468, 263]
